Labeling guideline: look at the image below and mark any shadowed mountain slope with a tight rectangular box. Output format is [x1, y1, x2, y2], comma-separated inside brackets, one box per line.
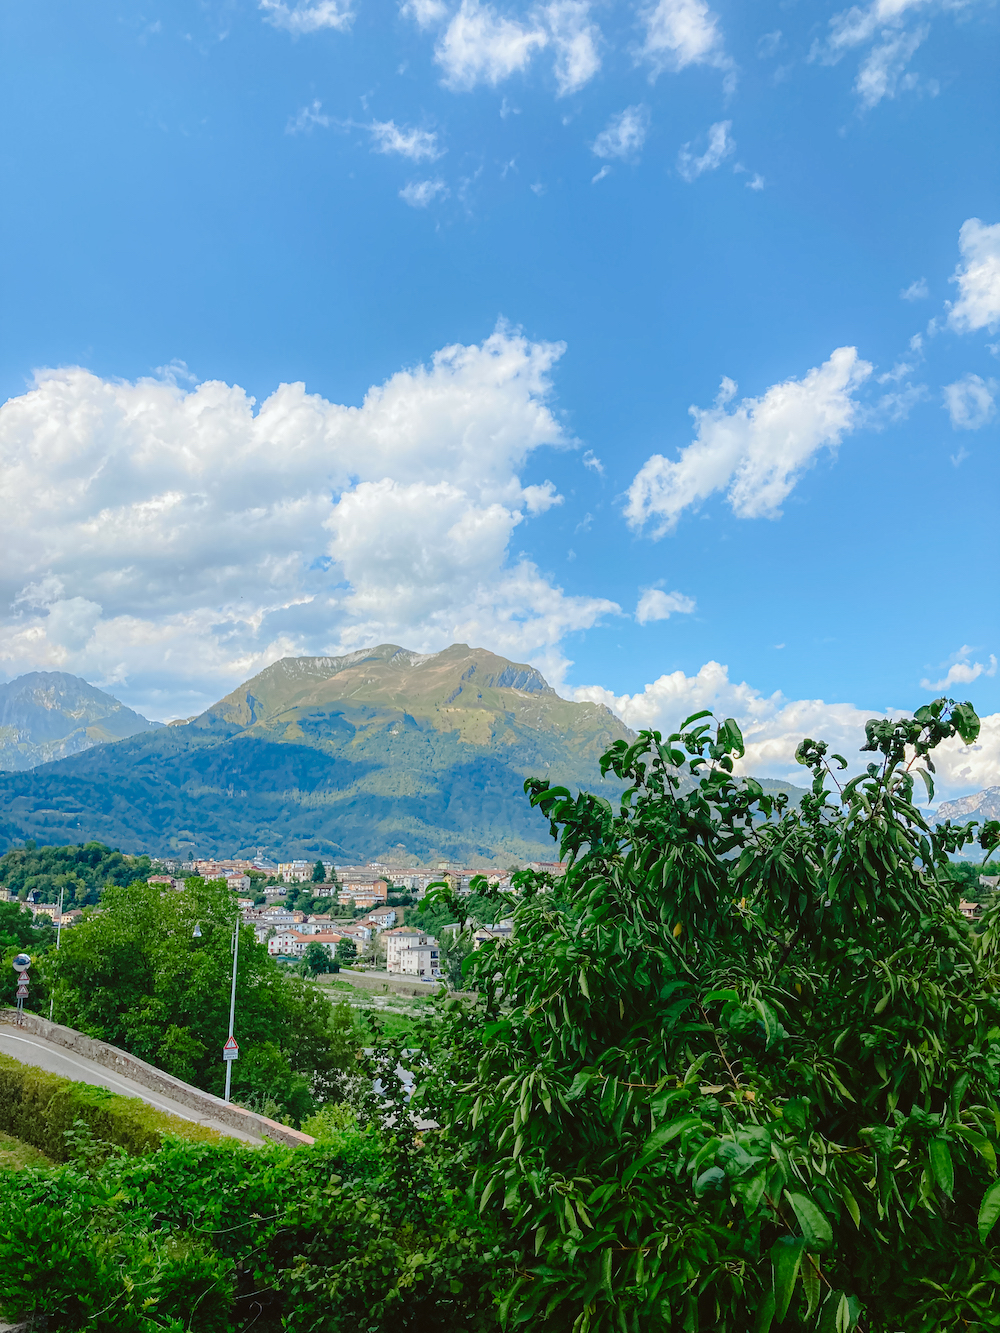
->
[0, 645, 633, 863]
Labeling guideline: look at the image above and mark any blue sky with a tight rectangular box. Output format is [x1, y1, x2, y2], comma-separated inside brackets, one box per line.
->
[0, 0, 998, 796]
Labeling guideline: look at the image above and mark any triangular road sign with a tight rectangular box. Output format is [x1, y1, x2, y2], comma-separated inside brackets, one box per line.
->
[222, 1036, 239, 1060]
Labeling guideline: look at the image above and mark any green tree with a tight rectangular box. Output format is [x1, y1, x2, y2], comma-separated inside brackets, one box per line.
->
[0, 841, 151, 910]
[416, 698, 1000, 1331]
[312, 859, 326, 883]
[44, 877, 355, 1121]
[336, 937, 358, 966]
[302, 940, 338, 977]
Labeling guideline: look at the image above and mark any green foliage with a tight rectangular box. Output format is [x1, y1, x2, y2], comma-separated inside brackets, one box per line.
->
[1, 898, 54, 1006]
[303, 940, 339, 975]
[0, 839, 151, 909]
[0, 1081, 502, 1332]
[0, 1053, 220, 1162]
[312, 859, 326, 882]
[43, 876, 358, 1122]
[336, 937, 358, 965]
[411, 697, 1000, 1331]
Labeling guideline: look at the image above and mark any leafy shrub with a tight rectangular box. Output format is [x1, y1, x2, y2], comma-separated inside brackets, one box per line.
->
[414, 698, 1000, 1331]
[0, 1053, 221, 1161]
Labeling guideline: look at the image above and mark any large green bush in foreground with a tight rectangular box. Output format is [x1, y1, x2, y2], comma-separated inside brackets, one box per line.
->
[0, 1106, 503, 1332]
[415, 697, 1000, 1331]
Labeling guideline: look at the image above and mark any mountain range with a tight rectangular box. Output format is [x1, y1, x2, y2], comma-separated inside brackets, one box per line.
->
[0, 645, 634, 864]
[935, 788, 1000, 826]
[0, 672, 160, 772]
[2, 650, 992, 866]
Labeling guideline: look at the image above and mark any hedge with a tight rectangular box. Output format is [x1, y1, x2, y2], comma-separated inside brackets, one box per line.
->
[0, 1053, 222, 1160]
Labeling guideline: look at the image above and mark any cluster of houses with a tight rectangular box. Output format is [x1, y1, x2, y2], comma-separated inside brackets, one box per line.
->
[239, 900, 444, 978]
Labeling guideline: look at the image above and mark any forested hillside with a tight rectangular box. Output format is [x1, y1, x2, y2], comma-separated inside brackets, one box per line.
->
[0, 644, 633, 862]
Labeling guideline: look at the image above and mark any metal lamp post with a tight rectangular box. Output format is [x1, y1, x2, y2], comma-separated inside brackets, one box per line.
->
[192, 916, 239, 1101]
[222, 919, 240, 1101]
[48, 885, 64, 1021]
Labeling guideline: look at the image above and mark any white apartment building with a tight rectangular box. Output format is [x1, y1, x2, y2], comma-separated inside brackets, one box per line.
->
[399, 944, 441, 977]
[384, 926, 440, 974]
[267, 929, 344, 958]
[362, 908, 397, 931]
[383, 927, 427, 971]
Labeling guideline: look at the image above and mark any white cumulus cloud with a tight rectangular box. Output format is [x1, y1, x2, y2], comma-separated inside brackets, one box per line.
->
[0, 328, 619, 717]
[638, 0, 731, 82]
[402, 0, 450, 25]
[370, 120, 443, 161]
[592, 105, 650, 160]
[286, 100, 332, 134]
[921, 647, 998, 692]
[943, 372, 998, 429]
[947, 218, 1000, 334]
[434, 0, 549, 90]
[811, 0, 980, 109]
[260, 0, 354, 33]
[854, 24, 927, 107]
[635, 588, 696, 624]
[626, 347, 872, 536]
[569, 658, 1000, 803]
[544, 0, 602, 94]
[408, 0, 602, 95]
[677, 120, 734, 181]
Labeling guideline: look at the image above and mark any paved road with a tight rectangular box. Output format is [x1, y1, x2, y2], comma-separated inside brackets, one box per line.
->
[0, 1029, 259, 1144]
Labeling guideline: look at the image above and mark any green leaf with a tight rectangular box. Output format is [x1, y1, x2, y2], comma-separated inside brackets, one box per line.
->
[952, 701, 981, 746]
[771, 1236, 806, 1320]
[702, 988, 739, 1005]
[928, 1138, 954, 1199]
[754, 997, 781, 1049]
[754, 1291, 776, 1333]
[978, 1179, 1000, 1243]
[802, 1253, 821, 1321]
[478, 1173, 501, 1214]
[837, 1178, 861, 1229]
[622, 1115, 703, 1182]
[915, 767, 935, 804]
[785, 1191, 833, 1252]
[694, 1166, 728, 1198]
[952, 1124, 997, 1173]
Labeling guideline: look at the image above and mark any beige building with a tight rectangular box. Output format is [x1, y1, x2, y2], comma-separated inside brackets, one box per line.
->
[277, 860, 312, 883]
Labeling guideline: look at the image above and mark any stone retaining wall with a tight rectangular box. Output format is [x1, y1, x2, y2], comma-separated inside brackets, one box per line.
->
[0, 1010, 313, 1149]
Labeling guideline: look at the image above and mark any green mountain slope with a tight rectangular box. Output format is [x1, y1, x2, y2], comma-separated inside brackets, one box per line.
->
[0, 645, 633, 863]
[0, 671, 161, 772]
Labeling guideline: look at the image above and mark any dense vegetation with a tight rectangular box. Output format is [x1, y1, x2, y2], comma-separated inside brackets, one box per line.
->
[0, 838, 151, 908]
[408, 696, 1000, 1330]
[43, 876, 362, 1123]
[5, 696, 1000, 1332]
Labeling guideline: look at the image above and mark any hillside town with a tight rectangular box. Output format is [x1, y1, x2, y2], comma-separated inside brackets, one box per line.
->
[0, 853, 560, 980]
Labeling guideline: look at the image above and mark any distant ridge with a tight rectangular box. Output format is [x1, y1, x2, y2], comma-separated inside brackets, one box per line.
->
[0, 645, 633, 863]
[934, 787, 1000, 825]
[0, 671, 160, 773]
